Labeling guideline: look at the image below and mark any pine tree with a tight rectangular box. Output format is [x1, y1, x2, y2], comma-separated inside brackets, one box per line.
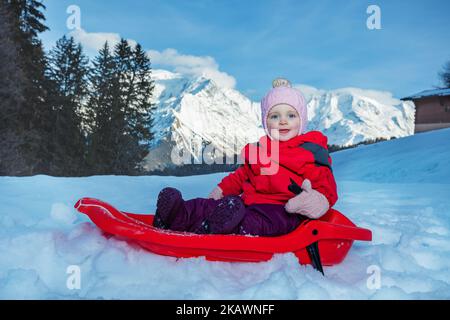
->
[86, 39, 155, 175]
[0, 1, 28, 174]
[132, 43, 156, 141]
[85, 42, 117, 174]
[112, 40, 155, 174]
[122, 42, 156, 172]
[109, 38, 134, 173]
[46, 35, 90, 175]
[438, 60, 450, 88]
[0, 0, 53, 175]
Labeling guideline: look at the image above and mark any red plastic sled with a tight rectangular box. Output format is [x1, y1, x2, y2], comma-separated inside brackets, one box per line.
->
[74, 197, 371, 271]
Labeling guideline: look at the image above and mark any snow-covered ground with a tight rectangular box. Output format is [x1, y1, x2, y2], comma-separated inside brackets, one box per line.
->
[1, 128, 449, 299]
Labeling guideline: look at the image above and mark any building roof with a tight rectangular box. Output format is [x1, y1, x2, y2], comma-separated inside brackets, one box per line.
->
[401, 88, 450, 101]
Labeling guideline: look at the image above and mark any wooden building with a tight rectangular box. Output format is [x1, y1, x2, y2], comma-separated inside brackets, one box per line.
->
[401, 88, 450, 133]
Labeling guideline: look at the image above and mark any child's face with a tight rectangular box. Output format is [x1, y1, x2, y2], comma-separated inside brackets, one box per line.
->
[266, 104, 301, 141]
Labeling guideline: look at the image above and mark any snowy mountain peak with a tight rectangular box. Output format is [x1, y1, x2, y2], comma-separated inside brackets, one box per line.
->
[297, 85, 415, 146]
[144, 70, 415, 170]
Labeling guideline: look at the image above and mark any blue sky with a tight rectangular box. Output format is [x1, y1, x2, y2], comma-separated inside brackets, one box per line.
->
[40, 0, 450, 101]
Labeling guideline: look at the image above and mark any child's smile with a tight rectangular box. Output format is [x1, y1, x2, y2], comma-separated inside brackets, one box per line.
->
[266, 103, 301, 141]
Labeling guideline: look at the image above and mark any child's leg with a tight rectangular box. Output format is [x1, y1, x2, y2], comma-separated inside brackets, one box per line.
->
[153, 187, 186, 229]
[198, 195, 246, 234]
[170, 196, 221, 232]
[171, 194, 246, 234]
[235, 204, 305, 236]
[170, 196, 303, 236]
[152, 187, 221, 232]
[153, 188, 300, 236]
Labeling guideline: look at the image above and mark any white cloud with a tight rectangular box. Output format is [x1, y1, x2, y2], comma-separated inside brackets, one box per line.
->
[68, 28, 137, 52]
[68, 29, 236, 88]
[147, 48, 236, 88]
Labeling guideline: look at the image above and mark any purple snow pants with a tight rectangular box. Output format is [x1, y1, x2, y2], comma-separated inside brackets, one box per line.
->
[166, 195, 305, 236]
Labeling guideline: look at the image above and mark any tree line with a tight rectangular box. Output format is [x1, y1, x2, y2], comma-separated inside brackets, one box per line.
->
[0, 0, 156, 176]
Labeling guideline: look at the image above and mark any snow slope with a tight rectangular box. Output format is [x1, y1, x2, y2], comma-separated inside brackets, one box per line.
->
[0, 128, 449, 299]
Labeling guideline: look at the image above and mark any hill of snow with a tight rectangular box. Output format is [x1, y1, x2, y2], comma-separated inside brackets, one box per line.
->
[1, 128, 449, 299]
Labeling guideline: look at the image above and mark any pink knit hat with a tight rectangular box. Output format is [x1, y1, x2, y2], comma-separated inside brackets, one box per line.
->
[261, 78, 308, 137]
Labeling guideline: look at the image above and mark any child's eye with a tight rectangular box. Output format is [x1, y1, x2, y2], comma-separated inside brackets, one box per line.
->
[269, 114, 279, 120]
[288, 114, 296, 118]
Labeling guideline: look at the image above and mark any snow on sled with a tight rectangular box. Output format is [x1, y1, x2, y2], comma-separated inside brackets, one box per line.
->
[74, 197, 372, 274]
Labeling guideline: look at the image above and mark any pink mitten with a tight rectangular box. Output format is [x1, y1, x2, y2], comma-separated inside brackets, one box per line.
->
[208, 186, 224, 200]
[284, 179, 330, 219]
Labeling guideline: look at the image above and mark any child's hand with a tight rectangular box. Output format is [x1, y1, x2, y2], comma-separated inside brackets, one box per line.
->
[284, 179, 330, 219]
[208, 186, 224, 200]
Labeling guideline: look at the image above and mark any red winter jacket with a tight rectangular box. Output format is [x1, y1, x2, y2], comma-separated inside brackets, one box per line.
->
[217, 131, 338, 207]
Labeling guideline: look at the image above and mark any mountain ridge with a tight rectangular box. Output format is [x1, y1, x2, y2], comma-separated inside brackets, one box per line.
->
[143, 70, 415, 171]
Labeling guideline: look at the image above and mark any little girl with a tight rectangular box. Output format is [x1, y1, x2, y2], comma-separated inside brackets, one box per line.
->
[152, 78, 338, 236]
